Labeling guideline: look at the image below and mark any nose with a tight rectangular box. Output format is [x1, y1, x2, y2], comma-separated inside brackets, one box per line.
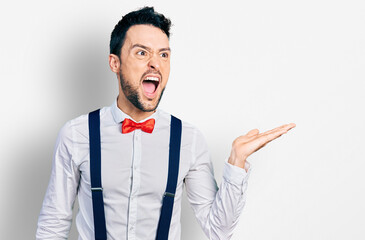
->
[147, 54, 160, 71]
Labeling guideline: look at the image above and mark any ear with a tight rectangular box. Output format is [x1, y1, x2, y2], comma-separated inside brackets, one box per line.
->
[109, 54, 120, 73]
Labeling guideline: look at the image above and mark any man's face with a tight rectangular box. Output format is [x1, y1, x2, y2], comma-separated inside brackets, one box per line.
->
[118, 24, 170, 112]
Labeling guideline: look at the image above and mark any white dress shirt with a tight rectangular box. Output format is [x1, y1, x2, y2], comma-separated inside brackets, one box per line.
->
[36, 101, 251, 240]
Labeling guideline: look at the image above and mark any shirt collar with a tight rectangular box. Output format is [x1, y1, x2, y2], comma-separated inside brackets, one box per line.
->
[111, 99, 160, 124]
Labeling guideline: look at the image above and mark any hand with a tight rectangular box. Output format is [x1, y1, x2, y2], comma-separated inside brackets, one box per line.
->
[228, 123, 296, 169]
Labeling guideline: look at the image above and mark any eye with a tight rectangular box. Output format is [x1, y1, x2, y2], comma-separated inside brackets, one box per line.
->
[137, 50, 146, 56]
[160, 52, 169, 58]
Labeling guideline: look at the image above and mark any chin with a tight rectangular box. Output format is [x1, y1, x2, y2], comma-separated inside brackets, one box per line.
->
[140, 89, 164, 112]
[141, 101, 159, 112]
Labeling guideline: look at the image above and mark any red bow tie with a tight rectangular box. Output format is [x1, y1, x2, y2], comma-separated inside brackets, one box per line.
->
[122, 118, 155, 134]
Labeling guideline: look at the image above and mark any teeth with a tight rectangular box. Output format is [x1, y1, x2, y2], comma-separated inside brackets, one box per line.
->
[145, 76, 159, 81]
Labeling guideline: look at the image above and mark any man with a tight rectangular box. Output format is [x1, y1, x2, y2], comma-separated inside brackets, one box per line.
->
[36, 7, 295, 240]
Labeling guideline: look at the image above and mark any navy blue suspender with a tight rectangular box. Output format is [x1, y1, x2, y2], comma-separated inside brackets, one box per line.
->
[88, 109, 182, 240]
[89, 109, 107, 240]
[155, 115, 182, 240]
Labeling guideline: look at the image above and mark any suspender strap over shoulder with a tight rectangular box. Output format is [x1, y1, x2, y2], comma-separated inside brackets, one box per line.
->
[88, 110, 182, 240]
[155, 115, 182, 240]
[88, 109, 107, 240]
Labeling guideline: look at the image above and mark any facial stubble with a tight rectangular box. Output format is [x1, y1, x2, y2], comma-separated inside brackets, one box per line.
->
[119, 70, 165, 112]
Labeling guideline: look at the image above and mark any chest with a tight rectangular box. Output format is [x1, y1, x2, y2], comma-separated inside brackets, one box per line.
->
[78, 128, 191, 199]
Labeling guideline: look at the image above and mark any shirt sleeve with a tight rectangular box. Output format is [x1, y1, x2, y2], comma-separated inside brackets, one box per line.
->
[36, 121, 80, 240]
[184, 129, 251, 240]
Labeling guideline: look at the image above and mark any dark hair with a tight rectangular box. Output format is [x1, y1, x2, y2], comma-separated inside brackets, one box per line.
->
[110, 6, 172, 57]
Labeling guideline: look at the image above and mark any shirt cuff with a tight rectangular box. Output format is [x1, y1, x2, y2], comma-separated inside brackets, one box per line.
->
[223, 160, 251, 186]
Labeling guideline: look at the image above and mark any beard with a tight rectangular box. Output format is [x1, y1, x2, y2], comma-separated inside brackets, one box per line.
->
[119, 70, 165, 112]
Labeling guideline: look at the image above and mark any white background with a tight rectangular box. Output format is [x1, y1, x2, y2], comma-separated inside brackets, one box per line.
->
[1, 0, 364, 239]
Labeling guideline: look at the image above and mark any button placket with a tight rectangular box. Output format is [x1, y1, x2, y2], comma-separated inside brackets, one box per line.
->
[128, 130, 141, 239]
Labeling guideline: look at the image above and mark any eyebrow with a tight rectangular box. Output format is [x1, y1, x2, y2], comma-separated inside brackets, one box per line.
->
[131, 44, 171, 52]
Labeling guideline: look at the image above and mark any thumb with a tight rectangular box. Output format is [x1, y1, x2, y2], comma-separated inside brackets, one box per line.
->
[246, 129, 259, 137]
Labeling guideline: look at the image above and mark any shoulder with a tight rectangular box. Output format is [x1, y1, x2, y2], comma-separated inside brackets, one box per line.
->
[159, 109, 207, 148]
[58, 105, 112, 142]
[158, 109, 198, 131]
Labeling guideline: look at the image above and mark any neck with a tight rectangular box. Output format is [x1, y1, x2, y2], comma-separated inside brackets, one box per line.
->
[117, 94, 155, 122]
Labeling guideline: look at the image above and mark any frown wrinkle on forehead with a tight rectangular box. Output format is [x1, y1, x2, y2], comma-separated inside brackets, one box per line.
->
[122, 25, 170, 54]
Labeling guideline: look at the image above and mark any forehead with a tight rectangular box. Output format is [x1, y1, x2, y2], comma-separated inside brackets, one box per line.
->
[123, 24, 169, 50]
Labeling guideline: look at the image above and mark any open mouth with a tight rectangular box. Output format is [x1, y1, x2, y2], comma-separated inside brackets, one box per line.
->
[142, 76, 160, 96]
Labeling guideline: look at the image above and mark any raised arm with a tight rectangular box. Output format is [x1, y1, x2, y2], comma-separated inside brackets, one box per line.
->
[185, 123, 295, 239]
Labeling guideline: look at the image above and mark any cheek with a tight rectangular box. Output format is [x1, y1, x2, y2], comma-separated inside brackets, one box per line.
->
[162, 62, 170, 78]
[122, 58, 145, 79]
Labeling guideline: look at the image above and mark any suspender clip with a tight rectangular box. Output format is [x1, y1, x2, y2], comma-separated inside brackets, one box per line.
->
[164, 192, 175, 198]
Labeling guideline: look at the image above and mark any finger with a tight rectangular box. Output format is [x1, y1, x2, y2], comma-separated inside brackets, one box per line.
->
[246, 129, 259, 137]
[236, 123, 295, 146]
[283, 122, 296, 131]
[233, 129, 259, 144]
[287, 122, 296, 130]
[239, 123, 296, 156]
[258, 125, 286, 137]
[261, 123, 296, 136]
[256, 124, 294, 146]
